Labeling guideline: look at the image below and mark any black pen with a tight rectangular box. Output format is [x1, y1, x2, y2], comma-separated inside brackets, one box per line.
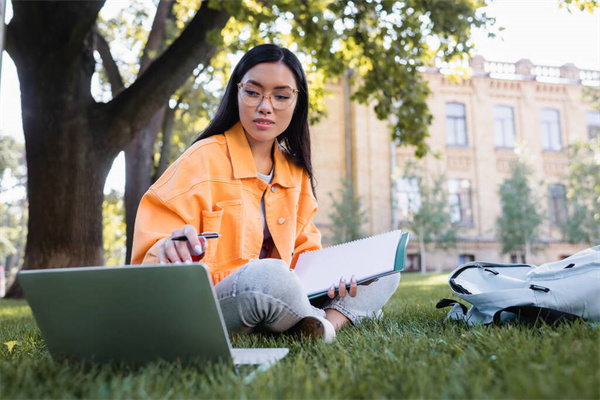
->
[171, 232, 221, 241]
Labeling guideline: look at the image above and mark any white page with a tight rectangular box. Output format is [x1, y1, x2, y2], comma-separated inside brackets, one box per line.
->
[293, 230, 403, 297]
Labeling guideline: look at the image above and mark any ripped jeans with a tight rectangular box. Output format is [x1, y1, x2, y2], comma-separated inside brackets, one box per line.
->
[215, 258, 400, 335]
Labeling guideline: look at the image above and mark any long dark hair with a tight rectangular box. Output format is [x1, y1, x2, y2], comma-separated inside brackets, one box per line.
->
[194, 44, 316, 195]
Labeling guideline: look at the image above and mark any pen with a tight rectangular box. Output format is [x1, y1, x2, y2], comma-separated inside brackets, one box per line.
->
[171, 232, 221, 241]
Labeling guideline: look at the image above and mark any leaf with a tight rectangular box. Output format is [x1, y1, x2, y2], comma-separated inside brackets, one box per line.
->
[4, 341, 19, 354]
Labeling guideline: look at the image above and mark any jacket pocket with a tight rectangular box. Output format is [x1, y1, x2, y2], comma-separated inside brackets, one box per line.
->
[202, 199, 243, 265]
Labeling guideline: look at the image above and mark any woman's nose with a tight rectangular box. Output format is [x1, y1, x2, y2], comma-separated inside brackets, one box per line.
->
[257, 95, 273, 114]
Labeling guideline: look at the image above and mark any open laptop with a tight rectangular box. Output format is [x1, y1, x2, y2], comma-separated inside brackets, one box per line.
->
[18, 263, 288, 368]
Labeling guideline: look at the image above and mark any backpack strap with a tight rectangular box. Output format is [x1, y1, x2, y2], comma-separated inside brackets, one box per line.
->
[493, 306, 583, 325]
[436, 299, 468, 315]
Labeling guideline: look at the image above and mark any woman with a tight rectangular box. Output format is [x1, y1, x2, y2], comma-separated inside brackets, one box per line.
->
[132, 44, 400, 342]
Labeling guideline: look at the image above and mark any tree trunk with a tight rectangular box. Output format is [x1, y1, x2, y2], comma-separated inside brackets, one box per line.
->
[124, 107, 164, 264]
[156, 105, 176, 179]
[4, 1, 230, 297]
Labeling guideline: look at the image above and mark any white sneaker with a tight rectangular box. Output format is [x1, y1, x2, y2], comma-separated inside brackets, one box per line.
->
[289, 315, 336, 343]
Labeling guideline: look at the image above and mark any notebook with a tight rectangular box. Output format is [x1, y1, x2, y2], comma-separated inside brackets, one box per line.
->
[18, 263, 288, 367]
[294, 230, 410, 299]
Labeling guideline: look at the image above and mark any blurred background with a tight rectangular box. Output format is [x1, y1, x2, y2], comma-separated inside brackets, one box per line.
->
[1, 0, 598, 297]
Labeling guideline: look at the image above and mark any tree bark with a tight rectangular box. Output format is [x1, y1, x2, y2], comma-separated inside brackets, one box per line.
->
[124, 108, 164, 263]
[156, 105, 176, 179]
[4, 0, 230, 297]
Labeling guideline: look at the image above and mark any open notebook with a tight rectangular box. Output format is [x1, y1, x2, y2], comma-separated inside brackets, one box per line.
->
[294, 230, 410, 299]
[18, 264, 288, 368]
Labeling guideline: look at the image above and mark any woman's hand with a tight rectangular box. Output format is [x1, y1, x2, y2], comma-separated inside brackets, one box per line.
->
[158, 224, 208, 263]
[327, 275, 358, 298]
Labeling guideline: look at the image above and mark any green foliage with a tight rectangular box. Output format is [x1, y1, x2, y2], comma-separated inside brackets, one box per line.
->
[0, 136, 22, 186]
[559, 0, 600, 13]
[398, 162, 457, 247]
[0, 137, 27, 272]
[1, 273, 598, 399]
[561, 140, 600, 246]
[327, 178, 367, 245]
[213, 0, 493, 157]
[102, 190, 126, 266]
[99, 0, 492, 161]
[496, 161, 544, 256]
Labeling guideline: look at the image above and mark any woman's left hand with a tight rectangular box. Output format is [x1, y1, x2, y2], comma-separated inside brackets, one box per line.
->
[328, 275, 358, 298]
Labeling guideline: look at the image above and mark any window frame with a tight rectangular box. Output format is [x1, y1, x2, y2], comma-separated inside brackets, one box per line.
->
[494, 105, 516, 149]
[447, 178, 474, 226]
[540, 108, 562, 152]
[445, 102, 469, 147]
[548, 183, 567, 227]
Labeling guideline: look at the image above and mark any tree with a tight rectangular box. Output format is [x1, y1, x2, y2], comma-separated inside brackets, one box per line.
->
[327, 178, 367, 245]
[4, 0, 490, 297]
[4, 1, 231, 297]
[397, 163, 456, 273]
[561, 140, 600, 246]
[496, 160, 544, 263]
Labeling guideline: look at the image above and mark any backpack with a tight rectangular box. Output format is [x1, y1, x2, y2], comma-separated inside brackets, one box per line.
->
[436, 246, 600, 325]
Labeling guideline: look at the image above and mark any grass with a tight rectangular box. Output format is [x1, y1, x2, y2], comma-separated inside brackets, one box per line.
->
[1, 272, 598, 399]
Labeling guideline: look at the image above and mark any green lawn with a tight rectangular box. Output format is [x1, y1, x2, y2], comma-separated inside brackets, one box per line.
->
[1, 272, 598, 399]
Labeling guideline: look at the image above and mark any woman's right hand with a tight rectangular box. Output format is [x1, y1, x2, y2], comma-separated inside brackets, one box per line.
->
[158, 224, 208, 263]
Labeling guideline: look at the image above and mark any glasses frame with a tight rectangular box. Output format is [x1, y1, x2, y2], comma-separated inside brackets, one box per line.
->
[237, 82, 299, 110]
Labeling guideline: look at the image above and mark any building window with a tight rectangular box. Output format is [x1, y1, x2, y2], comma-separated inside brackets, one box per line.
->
[448, 179, 473, 226]
[446, 102, 468, 146]
[494, 105, 516, 148]
[395, 177, 421, 222]
[540, 109, 562, 151]
[548, 183, 567, 227]
[405, 254, 421, 272]
[510, 253, 526, 263]
[459, 254, 475, 265]
[585, 111, 600, 140]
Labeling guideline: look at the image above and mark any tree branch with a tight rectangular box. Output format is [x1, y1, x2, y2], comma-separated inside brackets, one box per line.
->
[94, 30, 124, 97]
[139, 0, 174, 75]
[105, 1, 230, 149]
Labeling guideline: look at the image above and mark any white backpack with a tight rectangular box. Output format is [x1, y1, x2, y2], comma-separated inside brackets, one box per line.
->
[437, 246, 600, 325]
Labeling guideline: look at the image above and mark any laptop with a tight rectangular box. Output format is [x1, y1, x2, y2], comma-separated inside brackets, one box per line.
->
[18, 263, 288, 368]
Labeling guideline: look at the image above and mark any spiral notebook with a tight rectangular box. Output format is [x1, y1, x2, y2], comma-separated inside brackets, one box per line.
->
[294, 230, 410, 299]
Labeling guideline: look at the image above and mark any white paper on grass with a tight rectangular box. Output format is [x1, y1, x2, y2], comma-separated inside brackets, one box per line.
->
[293, 230, 403, 297]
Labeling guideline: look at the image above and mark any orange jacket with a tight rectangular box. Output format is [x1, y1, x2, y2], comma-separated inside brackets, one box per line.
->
[131, 122, 322, 284]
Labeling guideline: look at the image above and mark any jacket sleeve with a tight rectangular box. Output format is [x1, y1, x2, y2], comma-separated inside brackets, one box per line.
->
[289, 173, 322, 268]
[131, 188, 188, 264]
[290, 217, 322, 268]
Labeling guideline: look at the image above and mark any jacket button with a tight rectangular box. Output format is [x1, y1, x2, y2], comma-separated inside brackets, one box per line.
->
[278, 217, 285, 224]
[271, 186, 277, 193]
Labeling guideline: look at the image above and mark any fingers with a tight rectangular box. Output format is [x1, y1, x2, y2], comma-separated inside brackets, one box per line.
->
[338, 276, 347, 297]
[195, 236, 208, 261]
[158, 224, 206, 264]
[327, 275, 359, 298]
[328, 284, 336, 299]
[349, 275, 358, 297]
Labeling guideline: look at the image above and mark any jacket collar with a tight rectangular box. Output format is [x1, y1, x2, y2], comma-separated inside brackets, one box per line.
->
[225, 122, 295, 188]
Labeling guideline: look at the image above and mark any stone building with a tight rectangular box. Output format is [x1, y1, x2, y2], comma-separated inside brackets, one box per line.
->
[310, 57, 599, 271]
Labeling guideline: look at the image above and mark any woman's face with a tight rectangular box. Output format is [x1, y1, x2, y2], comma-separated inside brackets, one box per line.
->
[237, 62, 298, 150]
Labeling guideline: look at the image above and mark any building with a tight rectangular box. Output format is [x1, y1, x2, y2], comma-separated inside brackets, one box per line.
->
[310, 57, 599, 271]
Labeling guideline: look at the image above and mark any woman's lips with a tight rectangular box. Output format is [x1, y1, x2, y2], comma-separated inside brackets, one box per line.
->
[254, 119, 274, 130]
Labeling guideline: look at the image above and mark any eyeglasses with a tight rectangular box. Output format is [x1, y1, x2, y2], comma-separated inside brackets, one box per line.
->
[237, 82, 299, 110]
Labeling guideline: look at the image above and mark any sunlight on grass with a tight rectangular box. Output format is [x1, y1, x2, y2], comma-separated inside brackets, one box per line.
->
[0, 275, 598, 399]
[0, 302, 32, 318]
[401, 272, 449, 287]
